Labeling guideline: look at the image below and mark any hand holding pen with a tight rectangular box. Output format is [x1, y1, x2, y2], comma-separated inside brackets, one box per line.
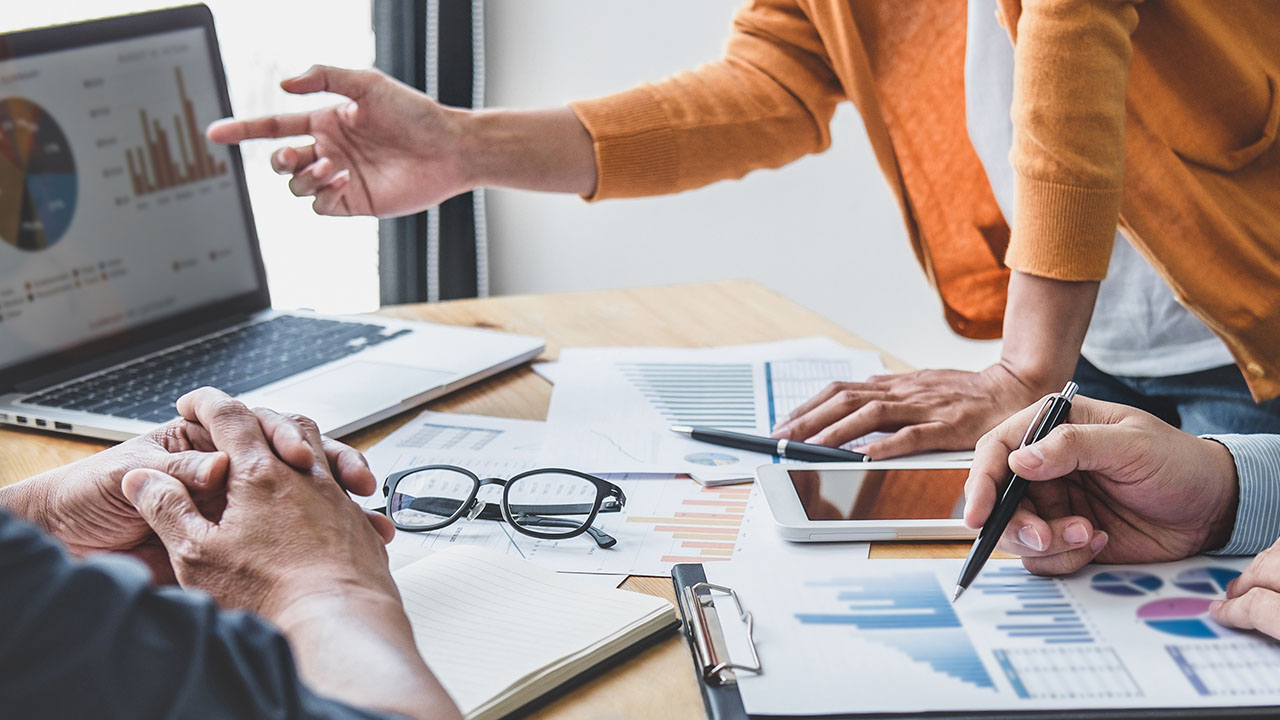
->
[952, 382, 1078, 601]
[959, 392, 1240, 580]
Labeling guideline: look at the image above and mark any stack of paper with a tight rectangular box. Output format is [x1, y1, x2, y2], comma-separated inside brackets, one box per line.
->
[359, 337, 887, 578]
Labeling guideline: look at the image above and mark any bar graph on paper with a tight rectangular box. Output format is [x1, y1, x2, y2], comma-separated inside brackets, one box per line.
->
[617, 358, 876, 432]
[620, 482, 751, 565]
[618, 362, 759, 430]
[795, 573, 996, 689]
[791, 565, 1150, 701]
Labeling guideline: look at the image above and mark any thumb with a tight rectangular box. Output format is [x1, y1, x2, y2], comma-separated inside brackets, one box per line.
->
[282, 65, 379, 100]
[122, 469, 213, 547]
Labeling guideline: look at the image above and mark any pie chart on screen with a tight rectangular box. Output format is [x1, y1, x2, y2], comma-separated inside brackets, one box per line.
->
[1138, 598, 1228, 639]
[1172, 566, 1240, 595]
[0, 98, 78, 251]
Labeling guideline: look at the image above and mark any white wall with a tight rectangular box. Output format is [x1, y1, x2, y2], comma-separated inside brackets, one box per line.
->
[483, 0, 1001, 371]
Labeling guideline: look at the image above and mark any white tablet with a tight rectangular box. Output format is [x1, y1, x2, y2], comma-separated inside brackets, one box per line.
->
[756, 460, 979, 542]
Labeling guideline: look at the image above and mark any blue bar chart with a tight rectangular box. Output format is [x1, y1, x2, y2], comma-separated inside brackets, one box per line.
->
[618, 362, 758, 430]
[971, 565, 1095, 644]
[795, 573, 995, 689]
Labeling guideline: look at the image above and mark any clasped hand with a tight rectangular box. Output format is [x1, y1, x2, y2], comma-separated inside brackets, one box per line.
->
[14, 389, 389, 584]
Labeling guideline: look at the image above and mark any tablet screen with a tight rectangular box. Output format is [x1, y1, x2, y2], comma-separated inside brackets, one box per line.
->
[787, 468, 969, 521]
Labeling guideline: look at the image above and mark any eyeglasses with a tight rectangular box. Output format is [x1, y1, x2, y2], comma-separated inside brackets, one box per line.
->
[382, 465, 627, 548]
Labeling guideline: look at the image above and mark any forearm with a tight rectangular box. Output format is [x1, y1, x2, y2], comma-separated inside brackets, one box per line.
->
[457, 107, 597, 196]
[272, 590, 461, 720]
[998, 270, 1100, 392]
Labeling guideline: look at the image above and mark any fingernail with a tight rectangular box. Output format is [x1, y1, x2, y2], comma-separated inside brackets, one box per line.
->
[1227, 578, 1238, 595]
[1018, 525, 1045, 552]
[1065, 523, 1089, 545]
[1015, 444, 1045, 469]
[1209, 599, 1223, 613]
[1089, 531, 1108, 553]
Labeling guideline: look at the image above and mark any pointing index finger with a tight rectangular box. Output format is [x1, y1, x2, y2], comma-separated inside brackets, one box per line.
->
[207, 111, 313, 144]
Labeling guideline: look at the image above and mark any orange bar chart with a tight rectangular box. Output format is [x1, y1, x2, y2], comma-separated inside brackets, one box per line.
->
[625, 485, 752, 564]
[125, 67, 227, 196]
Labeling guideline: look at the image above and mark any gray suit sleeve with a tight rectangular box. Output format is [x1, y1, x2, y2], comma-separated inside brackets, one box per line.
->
[0, 509, 402, 720]
[1205, 434, 1280, 556]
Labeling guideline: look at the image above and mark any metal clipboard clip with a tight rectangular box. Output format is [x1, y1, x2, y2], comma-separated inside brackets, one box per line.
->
[678, 581, 763, 686]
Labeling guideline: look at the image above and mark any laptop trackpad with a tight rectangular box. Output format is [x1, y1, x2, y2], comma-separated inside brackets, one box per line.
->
[254, 361, 452, 424]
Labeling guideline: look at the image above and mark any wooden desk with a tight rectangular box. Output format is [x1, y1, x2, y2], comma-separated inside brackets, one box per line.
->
[0, 280, 977, 719]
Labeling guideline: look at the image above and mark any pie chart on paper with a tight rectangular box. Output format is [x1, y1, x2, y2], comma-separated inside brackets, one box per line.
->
[0, 98, 78, 251]
[1090, 570, 1164, 597]
[1138, 598, 1228, 639]
[1172, 566, 1240, 596]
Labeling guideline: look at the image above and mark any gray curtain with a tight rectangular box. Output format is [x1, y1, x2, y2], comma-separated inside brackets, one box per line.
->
[373, 0, 488, 304]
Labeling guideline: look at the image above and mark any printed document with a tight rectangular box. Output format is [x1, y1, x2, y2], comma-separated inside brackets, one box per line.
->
[544, 337, 886, 474]
[705, 556, 1279, 715]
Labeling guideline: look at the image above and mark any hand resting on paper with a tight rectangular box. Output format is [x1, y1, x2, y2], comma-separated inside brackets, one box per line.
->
[961, 395, 1240, 574]
[771, 363, 1045, 459]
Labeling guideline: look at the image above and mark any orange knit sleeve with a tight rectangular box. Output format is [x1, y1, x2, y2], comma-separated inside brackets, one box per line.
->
[1003, 0, 1141, 281]
[568, 0, 845, 201]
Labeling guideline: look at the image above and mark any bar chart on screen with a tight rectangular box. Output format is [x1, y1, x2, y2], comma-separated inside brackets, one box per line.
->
[124, 67, 228, 197]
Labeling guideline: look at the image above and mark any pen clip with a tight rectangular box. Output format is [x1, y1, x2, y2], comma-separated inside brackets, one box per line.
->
[1019, 381, 1078, 448]
[1019, 395, 1058, 447]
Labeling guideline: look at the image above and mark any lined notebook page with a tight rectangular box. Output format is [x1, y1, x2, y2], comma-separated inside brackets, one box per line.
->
[393, 547, 672, 716]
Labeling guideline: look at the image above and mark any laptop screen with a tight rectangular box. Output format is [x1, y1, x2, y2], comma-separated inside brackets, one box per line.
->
[0, 14, 263, 376]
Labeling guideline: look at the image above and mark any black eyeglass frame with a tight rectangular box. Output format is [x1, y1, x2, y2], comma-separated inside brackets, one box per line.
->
[382, 465, 627, 544]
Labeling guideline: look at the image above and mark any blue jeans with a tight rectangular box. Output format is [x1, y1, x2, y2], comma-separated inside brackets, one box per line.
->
[1072, 356, 1280, 436]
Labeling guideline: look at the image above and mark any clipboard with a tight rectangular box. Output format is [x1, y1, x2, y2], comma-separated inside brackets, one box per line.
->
[671, 563, 1280, 720]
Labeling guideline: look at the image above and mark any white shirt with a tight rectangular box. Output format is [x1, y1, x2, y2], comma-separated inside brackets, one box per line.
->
[963, 0, 1234, 377]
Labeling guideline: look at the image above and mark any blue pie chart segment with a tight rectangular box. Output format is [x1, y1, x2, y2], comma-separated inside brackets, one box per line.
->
[1173, 567, 1240, 596]
[0, 97, 78, 251]
[1090, 570, 1164, 597]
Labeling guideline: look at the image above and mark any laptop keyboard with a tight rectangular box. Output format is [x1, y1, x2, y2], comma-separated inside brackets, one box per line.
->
[20, 315, 409, 423]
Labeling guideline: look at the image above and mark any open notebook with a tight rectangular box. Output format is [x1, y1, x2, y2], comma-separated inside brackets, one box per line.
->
[393, 547, 679, 720]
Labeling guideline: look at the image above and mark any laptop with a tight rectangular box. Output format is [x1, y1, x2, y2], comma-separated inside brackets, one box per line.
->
[0, 6, 544, 442]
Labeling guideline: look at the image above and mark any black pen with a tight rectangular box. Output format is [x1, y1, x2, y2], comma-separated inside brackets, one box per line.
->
[952, 381, 1078, 603]
[670, 425, 870, 462]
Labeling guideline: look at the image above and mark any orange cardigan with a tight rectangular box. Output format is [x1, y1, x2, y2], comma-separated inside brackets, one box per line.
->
[569, 0, 1280, 401]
